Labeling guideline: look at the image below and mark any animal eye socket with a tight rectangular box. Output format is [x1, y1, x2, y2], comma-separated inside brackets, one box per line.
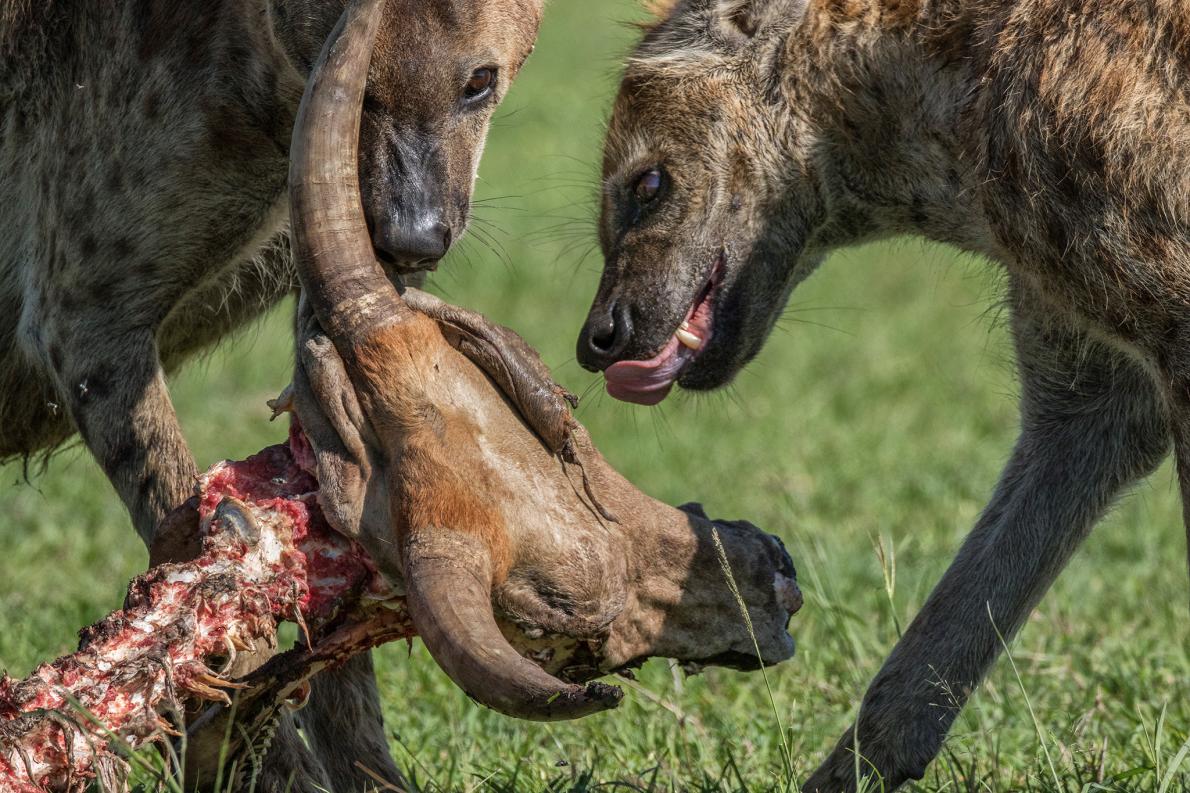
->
[634, 168, 664, 203]
[464, 67, 496, 101]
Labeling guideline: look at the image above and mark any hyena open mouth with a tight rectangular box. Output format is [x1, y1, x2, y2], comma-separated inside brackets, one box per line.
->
[604, 253, 724, 405]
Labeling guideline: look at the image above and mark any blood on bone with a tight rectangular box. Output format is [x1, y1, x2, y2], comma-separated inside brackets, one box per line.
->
[0, 426, 397, 792]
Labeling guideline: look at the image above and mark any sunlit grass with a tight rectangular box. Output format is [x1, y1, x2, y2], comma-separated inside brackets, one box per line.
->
[1, 1, 1187, 790]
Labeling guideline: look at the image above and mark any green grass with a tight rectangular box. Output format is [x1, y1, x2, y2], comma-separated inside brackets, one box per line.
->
[2, 2, 1188, 790]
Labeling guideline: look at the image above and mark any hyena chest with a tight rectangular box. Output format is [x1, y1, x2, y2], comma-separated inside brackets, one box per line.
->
[104, 91, 299, 365]
[155, 195, 298, 371]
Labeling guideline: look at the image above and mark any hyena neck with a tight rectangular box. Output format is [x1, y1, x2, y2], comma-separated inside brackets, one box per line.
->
[4, 1, 306, 127]
[799, 0, 999, 256]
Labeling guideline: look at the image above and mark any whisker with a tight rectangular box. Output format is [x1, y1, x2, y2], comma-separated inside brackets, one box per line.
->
[468, 227, 515, 274]
[773, 315, 855, 337]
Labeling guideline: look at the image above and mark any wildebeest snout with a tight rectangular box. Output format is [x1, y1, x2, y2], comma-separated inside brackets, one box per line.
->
[612, 504, 801, 674]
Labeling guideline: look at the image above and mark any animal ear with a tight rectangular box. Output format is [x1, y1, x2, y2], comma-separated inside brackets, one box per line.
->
[712, 0, 799, 39]
[643, 0, 683, 20]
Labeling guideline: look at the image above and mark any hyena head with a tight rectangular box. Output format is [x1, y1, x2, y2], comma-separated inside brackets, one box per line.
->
[271, 0, 544, 273]
[576, 0, 836, 404]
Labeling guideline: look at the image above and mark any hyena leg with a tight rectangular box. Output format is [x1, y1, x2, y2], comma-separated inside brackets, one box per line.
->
[251, 716, 335, 793]
[303, 653, 409, 791]
[1175, 430, 1190, 599]
[1161, 348, 1190, 602]
[30, 316, 196, 544]
[804, 293, 1169, 793]
[29, 306, 339, 790]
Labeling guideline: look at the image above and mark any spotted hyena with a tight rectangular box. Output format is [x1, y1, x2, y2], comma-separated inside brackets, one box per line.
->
[576, 0, 1189, 789]
[1, 0, 542, 788]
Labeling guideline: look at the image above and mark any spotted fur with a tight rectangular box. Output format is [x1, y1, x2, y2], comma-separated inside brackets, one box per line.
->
[1, 1, 542, 789]
[579, 0, 1190, 789]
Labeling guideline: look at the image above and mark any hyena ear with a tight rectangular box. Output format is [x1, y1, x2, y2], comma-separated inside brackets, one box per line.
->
[643, 0, 683, 19]
[712, 0, 805, 40]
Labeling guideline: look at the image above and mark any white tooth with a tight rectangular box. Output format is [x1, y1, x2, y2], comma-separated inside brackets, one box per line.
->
[676, 327, 702, 350]
[679, 319, 691, 331]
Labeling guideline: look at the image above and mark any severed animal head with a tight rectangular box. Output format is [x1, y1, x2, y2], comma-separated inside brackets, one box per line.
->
[287, 0, 802, 720]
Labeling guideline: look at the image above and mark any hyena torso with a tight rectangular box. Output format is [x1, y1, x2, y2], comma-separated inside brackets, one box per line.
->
[576, 1, 1189, 790]
[1, 2, 303, 514]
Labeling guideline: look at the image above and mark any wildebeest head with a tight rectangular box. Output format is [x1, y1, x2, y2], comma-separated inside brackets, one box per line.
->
[286, 0, 801, 720]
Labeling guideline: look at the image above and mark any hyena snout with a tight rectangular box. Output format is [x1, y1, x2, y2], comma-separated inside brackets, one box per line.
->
[369, 206, 452, 271]
[578, 297, 634, 371]
[360, 135, 460, 273]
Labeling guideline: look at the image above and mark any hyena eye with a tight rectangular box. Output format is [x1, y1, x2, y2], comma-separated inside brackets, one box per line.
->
[464, 67, 497, 102]
[634, 168, 663, 204]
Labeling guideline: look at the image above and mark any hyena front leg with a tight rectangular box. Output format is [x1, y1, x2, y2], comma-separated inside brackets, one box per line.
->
[27, 305, 196, 545]
[804, 288, 1170, 792]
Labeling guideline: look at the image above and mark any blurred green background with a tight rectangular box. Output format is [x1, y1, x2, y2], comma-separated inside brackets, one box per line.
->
[1, 2, 1187, 790]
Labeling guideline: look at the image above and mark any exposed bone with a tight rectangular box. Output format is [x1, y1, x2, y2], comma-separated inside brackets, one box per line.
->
[0, 438, 408, 793]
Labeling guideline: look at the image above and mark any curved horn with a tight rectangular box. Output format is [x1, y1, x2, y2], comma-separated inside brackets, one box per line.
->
[404, 531, 623, 720]
[289, 0, 620, 723]
[288, 0, 410, 354]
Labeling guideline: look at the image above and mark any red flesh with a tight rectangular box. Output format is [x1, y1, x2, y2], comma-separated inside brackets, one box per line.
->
[603, 259, 722, 405]
[0, 427, 407, 793]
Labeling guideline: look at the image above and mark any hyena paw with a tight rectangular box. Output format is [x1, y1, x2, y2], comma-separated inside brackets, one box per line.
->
[802, 726, 932, 793]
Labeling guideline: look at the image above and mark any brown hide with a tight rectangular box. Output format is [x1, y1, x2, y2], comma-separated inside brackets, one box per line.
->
[287, 0, 801, 720]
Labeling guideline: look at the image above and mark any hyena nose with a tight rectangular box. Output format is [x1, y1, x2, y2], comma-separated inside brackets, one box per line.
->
[578, 300, 633, 371]
[372, 212, 452, 272]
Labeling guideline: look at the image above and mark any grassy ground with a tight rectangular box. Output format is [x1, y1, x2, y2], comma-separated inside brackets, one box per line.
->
[2, 2, 1188, 791]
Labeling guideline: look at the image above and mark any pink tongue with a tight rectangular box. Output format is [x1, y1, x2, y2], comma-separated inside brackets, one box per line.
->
[604, 335, 693, 406]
